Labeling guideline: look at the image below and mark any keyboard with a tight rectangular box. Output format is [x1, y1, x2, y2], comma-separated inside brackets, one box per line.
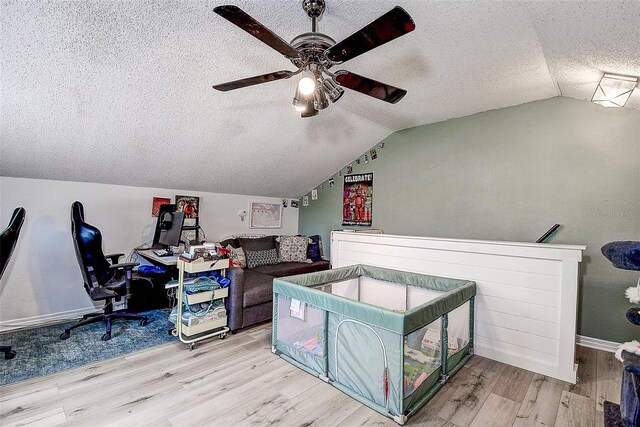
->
[153, 249, 171, 257]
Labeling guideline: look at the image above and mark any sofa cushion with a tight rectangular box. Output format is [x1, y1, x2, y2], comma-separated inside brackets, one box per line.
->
[277, 235, 309, 262]
[243, 270, 275, 308]
[238, 236, 275, 252]
[245, 248, 279, 269]
[251, 260, 331, 278]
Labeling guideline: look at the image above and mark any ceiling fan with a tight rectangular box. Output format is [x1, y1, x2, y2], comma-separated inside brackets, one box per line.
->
[212, 0, 416, 117]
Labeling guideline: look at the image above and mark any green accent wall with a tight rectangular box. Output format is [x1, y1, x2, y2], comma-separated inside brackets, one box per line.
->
[299, 96, 640, 343]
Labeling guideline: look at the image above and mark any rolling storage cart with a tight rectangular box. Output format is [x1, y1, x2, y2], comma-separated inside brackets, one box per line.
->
[172, 258, 230, 350]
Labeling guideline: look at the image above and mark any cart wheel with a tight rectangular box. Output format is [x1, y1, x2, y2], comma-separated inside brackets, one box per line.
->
[60, 331, 70, 340]
[5, 350, 16, 360]
[189, 342, 195, 351]
[171, 329, 177, 337]
[139, 317, 148, 326]
[219, 333, 226, 340]
[230, 330, 238, 335]
[101, 333, 111, 341]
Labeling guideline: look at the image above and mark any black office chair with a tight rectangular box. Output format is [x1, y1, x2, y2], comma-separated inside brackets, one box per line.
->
[1, 207, 26, 360]
[61, 201, 149, 341]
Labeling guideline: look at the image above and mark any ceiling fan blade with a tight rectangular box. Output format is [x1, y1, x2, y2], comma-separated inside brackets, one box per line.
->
[212, 70, 294, 92]
[334, 71, 407, 104]
[326, 7, 415, 64]
[214, 5, 300, 59]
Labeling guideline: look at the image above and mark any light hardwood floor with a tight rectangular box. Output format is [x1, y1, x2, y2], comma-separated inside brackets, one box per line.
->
[0, 323, 621, 426]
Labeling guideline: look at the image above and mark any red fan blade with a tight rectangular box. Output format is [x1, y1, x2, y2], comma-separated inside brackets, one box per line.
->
[214, 5, 300, 59]
[334, 71, 407, 104]
[326, 7, 415, 64]
[212, 70, 294, 91]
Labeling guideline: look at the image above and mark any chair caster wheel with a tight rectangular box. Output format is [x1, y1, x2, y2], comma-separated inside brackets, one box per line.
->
[4, 350, 16, 360]
[189, 343, 196, 351]
[60, 331, 70, 340]
[101, 333, 111, 341]
[220, 333, 226, 340]
[139, 318, 148, 326]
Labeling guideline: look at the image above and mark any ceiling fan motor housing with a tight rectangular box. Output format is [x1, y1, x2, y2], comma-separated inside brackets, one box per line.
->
[302, 0, 326, 18]
[290, 32, 335, 68]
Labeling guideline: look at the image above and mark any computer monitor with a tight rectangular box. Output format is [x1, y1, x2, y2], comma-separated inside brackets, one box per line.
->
[152, 204, 175, 249]
[158, 211, 185, 248]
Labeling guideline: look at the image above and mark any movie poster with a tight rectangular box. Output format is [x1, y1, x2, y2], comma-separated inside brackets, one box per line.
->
[342, 173, 373, 226]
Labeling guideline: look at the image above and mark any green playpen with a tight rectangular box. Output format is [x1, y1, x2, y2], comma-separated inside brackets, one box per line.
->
[272, 264, 476, 424]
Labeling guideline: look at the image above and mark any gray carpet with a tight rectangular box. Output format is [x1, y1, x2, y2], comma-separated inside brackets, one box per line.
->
[0, 309, 174, 386]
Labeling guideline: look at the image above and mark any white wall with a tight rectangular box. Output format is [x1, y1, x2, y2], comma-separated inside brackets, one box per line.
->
[0, 177, 298, 327]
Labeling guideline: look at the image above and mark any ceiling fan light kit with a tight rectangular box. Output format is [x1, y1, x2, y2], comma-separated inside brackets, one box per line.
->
[212, 0, 415, 118]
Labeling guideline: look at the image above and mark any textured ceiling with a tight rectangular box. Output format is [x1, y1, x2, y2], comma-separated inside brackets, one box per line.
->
[1, 0, 639, 198]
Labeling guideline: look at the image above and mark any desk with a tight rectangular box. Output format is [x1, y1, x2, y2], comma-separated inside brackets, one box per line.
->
[136, 249, 179, 267]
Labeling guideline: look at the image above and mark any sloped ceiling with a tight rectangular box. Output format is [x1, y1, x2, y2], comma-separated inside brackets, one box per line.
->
[1, 0, 639, 198]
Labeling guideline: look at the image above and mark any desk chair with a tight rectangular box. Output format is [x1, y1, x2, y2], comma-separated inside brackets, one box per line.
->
[61, 201, 149, 341]
[0, 207, 26, 360]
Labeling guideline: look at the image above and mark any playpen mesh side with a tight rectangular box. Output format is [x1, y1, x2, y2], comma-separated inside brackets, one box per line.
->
[443, 301, 471, 373]
[274, 295, 326, 375]
[403, 318, 442, 400]
[327, 313, 403, 417]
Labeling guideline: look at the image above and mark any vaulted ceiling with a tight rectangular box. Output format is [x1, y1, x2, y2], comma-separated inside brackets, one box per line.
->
[1, 0, 639, 198]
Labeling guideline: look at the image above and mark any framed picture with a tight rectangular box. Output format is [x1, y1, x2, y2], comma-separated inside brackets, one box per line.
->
[175, 195, 199, 219]
[249, 202, 282, 229]
[151, 197, 171, 217]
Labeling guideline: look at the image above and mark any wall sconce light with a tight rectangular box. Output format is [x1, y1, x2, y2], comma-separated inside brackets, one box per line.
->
[238, 210, 247, 221]
[591, 73, 638, 108]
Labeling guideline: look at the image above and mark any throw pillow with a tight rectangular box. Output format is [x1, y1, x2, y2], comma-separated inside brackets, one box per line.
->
[277, 235, 310, 263]
[245, 248, 279, 269]
[238, 236, 276, 252]
[307, 235, 322, 261]
[226, 245, 247, 268]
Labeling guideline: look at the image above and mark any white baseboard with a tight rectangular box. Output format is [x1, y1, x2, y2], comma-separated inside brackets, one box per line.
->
[577, 335, 620, 353]
[0, 306, 97, 333]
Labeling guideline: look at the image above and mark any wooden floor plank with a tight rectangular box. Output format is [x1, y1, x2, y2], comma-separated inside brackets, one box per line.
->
[0, 386, 62, 426]
[570, 346, 597, 399]
[492, 364, 535, 404]
[469, 393, 521, 427]
[555, 390, 595, 427]
[258, 381, 353, 426]
[596, 408, 604, 427]
[0, 406, 67, 427]
[596, 349, 621, 412]
[338, 405, 397, 426]
[513, 374, 568, 427]
[434, 356, 506, 426]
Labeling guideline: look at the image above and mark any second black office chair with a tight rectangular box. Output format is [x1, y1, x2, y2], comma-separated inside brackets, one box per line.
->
[62, 201, 150, 341]
[1, 207, 26, 359]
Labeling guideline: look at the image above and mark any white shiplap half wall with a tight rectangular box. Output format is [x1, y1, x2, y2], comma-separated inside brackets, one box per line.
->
[330, 231, 585, 384]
